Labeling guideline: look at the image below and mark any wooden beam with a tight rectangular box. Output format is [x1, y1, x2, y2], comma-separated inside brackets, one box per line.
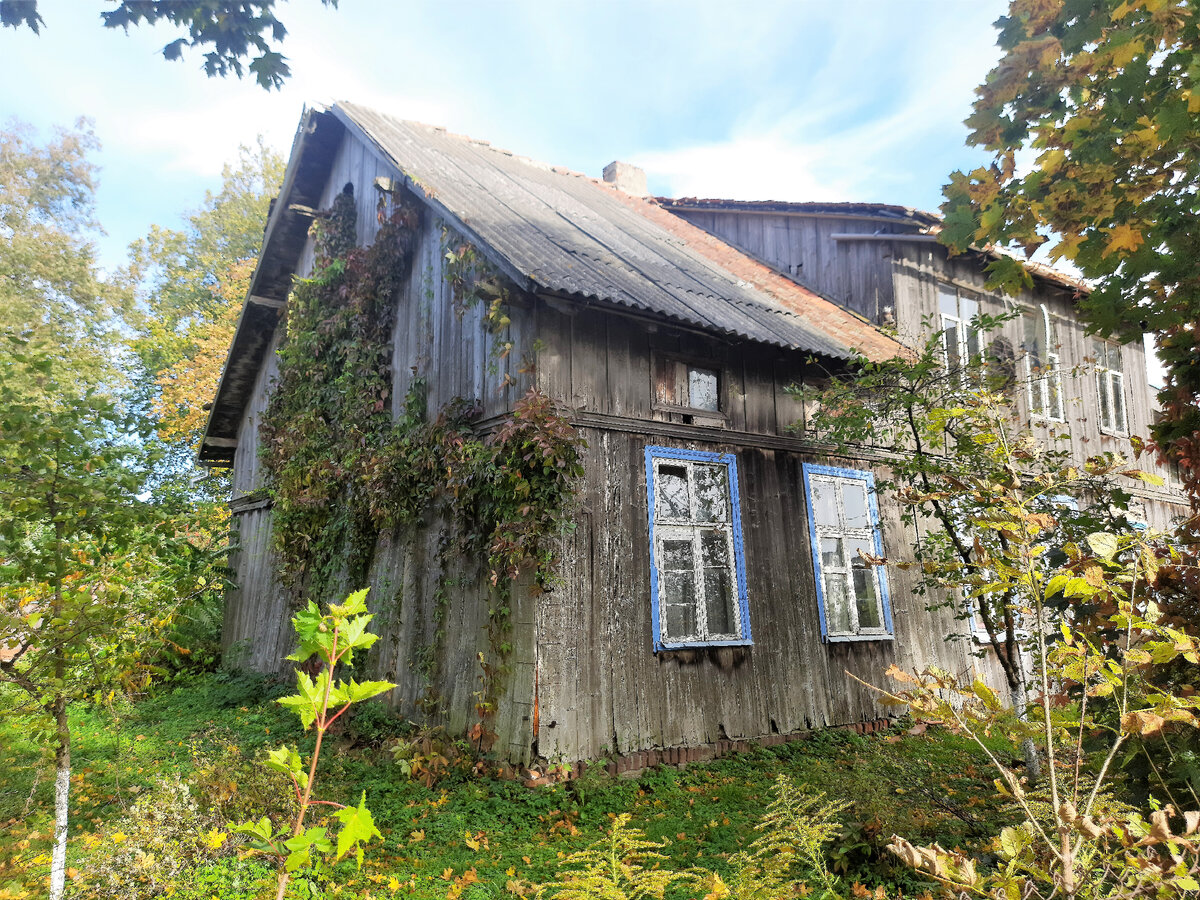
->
[248, 294, 287, 310]
[288, 203, 321, 218]
[203, 436, 239, 448]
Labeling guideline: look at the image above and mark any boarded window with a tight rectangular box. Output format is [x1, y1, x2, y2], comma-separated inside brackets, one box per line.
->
[645, 447, 749, 650]
[1094, 340, 1127, 434]
[654, 356, 721, 413]
[1023, 304, 1064, 421]
[803, 464, 893, 641]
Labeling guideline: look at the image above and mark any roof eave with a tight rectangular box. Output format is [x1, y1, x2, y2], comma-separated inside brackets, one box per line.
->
[198, 104, 346, 466]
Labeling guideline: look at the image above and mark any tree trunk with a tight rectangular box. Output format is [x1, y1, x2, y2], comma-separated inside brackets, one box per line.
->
[49, 694, 70, 900]
[1010, 651, 1041, 783]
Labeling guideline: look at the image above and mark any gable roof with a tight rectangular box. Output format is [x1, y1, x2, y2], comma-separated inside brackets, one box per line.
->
[200, 103, 901, 465]
[334, 102, 898, 360]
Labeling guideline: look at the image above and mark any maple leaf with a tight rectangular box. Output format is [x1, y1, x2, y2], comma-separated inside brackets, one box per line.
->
[1103, 223, 1145, 258]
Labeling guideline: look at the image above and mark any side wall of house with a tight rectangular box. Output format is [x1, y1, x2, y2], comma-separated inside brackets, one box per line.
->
[669, 210, 910, 324]
[531, 308, 995, 762]
[890, 241, 1184, 526]
[672, 209, 1185, 526]
[223, 128, 538, 770]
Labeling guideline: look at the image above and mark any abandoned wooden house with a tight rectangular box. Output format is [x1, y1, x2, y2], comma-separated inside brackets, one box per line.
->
[201, 102, 1187, 767]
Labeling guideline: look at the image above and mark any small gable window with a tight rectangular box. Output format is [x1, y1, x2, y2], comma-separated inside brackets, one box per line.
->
[1024, 304, 1064, 422]
[653, 355, 723, 422]
[645, 447, 750, 651]
[1094, 340, 1127, 435]
[803, 464, 893, 642]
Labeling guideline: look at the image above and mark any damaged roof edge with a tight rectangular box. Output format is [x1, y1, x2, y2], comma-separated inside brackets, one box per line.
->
[197, 105, 344, 466]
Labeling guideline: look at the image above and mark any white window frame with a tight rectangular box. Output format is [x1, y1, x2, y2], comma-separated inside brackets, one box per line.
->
[1024, 304, 1065, 422]
[938, 282, 982, 382]
[1095, 340, 1127, 435]
[645, 447, 750, 651]
[802, 464, 894, 642]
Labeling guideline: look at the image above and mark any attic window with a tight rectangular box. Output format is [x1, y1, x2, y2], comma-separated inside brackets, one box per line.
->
[653, 355, 723, 420]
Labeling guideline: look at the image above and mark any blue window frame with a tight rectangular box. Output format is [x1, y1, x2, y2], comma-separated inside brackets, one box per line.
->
[645, 447, 750, 651]
[802, 463, 894, 642]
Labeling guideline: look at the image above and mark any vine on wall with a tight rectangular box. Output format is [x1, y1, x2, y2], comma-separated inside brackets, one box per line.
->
[259, 186, 586, 642]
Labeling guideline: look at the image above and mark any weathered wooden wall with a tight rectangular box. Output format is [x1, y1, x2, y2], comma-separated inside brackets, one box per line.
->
[531, 310, 998, 761]
[672, 209, 1186, 528]
[670, 210, 906, 323]
[889, 241, 1183, 523]
[222, 120, 535, 759]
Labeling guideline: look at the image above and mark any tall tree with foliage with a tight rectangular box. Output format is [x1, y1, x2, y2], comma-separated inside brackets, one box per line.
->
[0, 345, 216, 900]
[0, 118, 130, 402]
[802, 324, 1156, 779]
[940, 0, 1200, 502]
[128, 139, 283, 487]
[0, 0, 339, 89]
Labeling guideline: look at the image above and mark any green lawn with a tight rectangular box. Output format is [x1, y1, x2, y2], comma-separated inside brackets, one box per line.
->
[0, 672, 1018, 899]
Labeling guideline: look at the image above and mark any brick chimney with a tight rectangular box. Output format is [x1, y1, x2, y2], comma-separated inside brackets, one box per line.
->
[602, 160, 648, 197]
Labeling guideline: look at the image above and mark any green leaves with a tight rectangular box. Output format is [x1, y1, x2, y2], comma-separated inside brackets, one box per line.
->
[241, 591, 393, 894]
[334, 793, 382, 866]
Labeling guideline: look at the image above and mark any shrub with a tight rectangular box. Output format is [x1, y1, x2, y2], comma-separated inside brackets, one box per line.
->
[73, 776, 234, 900]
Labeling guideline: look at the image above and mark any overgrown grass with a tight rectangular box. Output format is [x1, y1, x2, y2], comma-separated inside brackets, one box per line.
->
[0, 673, 1019, 899]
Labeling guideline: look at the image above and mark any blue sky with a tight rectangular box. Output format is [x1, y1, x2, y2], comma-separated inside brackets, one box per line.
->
[1, 0, 1008, 270]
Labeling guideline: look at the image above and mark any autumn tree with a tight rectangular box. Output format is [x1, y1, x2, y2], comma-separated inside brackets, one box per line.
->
[940, 0, 1200, 503]
[801, 325, 1156, 779]
[0, 0, 339, 89]
[128, 140, 283, 499]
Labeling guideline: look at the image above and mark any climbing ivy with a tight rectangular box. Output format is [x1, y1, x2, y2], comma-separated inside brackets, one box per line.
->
[259, 186, 420, 597]
[259, 188, 586, 635]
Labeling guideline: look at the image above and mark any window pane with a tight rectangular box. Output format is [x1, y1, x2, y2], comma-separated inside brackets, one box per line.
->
[811, 479, 837, 526]
[1098, 372, 1112, 430]
[966, 327, 980, 361]
[700, 528, 730, 567]
[661, 538, 693, 571]
[848, 537, 881, 629]
[824, 573, 852, 634]
[688, 366, 719, 412]
[1107, 345, 1123, 374]
[942, 320, 961, 371]
[1023, 314, 1041, 367]
[842, 482, 870, 529]
[820, 537, 843, 570]
[694, 464, 729, 522]
[1047, 369, 1062, 420]
[1113, 373, 1126, 432]
[960, 293, 979, 320]
[662, 570, 696, 639]
[938, 284, 958, 318]
[656, 465, 690, 519]
[704, 568, 734, 635]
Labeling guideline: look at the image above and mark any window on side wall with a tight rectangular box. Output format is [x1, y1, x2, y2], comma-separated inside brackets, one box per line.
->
[1094, 340, 1127, 435]
[1024, 304, 1064, 422]
[645, 447, 750, 651]
[802, 464, 893, 642]
[938, 282, 981, 381]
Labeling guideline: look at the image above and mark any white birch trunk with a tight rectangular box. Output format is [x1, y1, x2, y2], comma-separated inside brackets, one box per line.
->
[49, 706, 70, 900]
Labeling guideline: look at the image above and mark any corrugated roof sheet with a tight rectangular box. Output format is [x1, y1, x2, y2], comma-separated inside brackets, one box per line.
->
[334, 102, 899, 362]
[657, 197, 944, 227]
